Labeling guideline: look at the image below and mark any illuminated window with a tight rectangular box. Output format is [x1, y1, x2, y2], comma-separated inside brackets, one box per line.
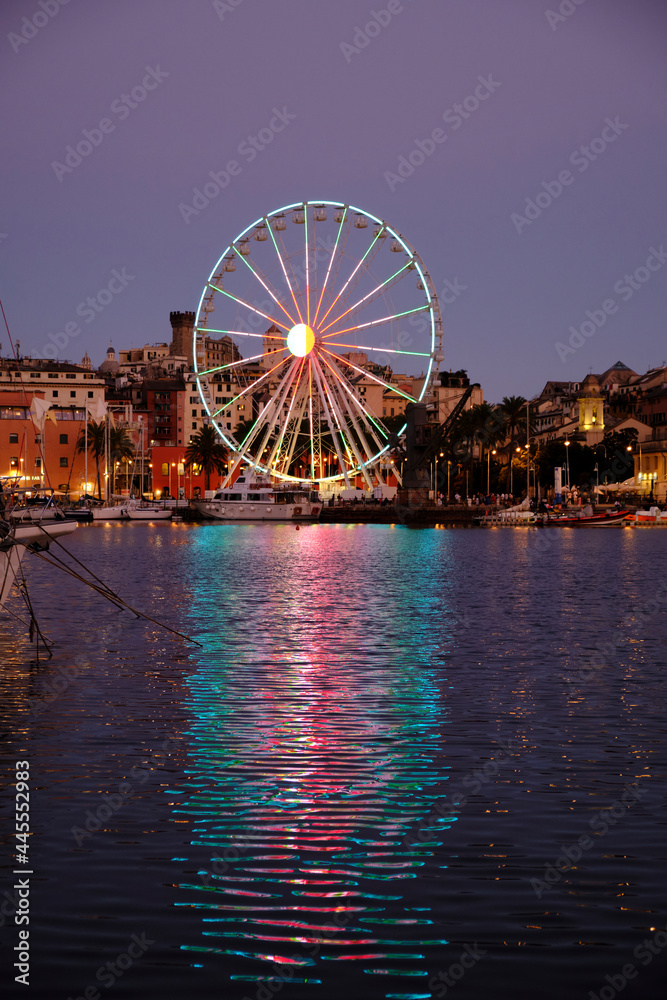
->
[161, 463, 168, 476]
[59, 457, 68, 467]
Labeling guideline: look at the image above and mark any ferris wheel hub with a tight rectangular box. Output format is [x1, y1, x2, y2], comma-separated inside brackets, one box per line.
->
[286, 323, 315, 358]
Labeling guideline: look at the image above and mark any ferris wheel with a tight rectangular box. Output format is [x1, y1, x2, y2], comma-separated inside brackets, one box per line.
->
[193, 200, 442, 487]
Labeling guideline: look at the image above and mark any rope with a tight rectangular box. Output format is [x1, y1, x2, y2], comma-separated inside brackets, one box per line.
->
[11, 532, 202, 647]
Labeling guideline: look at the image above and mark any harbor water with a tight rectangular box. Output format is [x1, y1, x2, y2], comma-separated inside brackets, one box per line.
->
[1, 522, 666, 1000]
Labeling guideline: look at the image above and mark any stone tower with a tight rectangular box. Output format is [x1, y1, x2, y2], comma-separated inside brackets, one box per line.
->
[169, 311, 196, 368]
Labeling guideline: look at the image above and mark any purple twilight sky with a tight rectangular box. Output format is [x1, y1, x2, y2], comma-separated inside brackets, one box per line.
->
[2, 0, 666, 404]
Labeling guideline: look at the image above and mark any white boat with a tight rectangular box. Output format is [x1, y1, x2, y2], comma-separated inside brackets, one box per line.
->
[126, 504, 173, 520]
[92, 504, 126, 520]
[1, 520, 78, 608]
[8, 492, 68, 523]
[191, 474, 321, 522]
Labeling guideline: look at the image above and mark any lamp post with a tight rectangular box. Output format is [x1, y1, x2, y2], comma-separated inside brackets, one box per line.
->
[447, 460, 451, 500]
[564, 439, 570, 488]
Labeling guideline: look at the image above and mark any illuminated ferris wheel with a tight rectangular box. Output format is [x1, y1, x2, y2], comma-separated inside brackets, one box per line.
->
[193, 200, 442, 487]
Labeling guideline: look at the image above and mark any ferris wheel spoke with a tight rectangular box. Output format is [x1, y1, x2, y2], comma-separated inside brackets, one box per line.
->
[320, 348, 418, 403]
[208, 282, 291, 333]
[199, 347, 288, 378]
[320, 354, 389, 450]
[316, 226, 384, 330]
[311, 206, 348, 328]
[210, 355, 291, 419]
[265, 359, 306, 475]
[197, 326, 286, 345]
[322, 304, 429, 340]
[308, 362, 315, 480]
[236, 357, 303, 475]
[304, 208, 311, 325]
[318, 259, 412, 336]
[324, 341, 431, 359]
[319, 364, 374, 489]
[312, 355, 373, 489]
[323, 359, 387, 466]
[310, 356, 353, 488]
[234, 249, 298, 329]
[267, 224, 304, 325]
[278, 380, 309, 477]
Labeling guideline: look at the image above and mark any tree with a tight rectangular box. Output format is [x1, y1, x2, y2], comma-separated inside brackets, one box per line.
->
[184, 424, 229, 491]
[500, 395, 528, 446]
[75, 419, 106, 498]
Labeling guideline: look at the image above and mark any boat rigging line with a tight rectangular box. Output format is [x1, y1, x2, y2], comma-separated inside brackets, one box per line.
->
[10, 526, 202, 648]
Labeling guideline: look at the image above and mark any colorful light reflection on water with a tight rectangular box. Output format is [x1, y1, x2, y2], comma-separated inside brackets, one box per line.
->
[173, 525, 455, 988]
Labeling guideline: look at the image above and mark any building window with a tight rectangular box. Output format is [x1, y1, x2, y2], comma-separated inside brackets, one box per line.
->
[34, 434, 41, 444]
[161, 463, 168, 476]
[192, 422, 197, 430]
[9, 432, 18, 443]
[70, 390, 76, 398]
[52, 390, 59, 398]
[238, 404, 245, 411]
[192, 409, 197, 417]
[48, 372, 58, 379]
[59, 434, 68, 444]
[35, 458, 41, 468]
[60, 457, 68, 467]
[30, 372, 42, 378]
[10, 456, 18, 468]
[88, 391, 93, 398]
[66, 373, 75, 379]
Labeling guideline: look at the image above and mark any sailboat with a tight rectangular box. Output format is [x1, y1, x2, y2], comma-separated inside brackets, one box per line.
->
[1, 518, 77, 609]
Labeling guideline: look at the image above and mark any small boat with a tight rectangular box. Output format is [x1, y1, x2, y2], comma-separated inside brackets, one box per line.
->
[191, 474, 321, 522]
[536, 508, 629, 527]
[126, 504, 172, 520]
[626, 506, 666, 524]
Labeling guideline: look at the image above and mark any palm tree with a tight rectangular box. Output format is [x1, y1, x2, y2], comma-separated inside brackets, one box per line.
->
[184, 424, 229, 491]
[109, 427, 135, 495]
[500, 395, 528, 446]
[499, 395, 528, 491]
[75, 419, 106, 498]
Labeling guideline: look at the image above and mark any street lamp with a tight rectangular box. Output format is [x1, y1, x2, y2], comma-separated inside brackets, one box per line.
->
[487, 448, 496, 493]
[564, 439, 570, 488]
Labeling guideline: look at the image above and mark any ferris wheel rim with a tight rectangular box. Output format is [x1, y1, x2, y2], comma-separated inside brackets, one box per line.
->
[193, 200, 442, 482]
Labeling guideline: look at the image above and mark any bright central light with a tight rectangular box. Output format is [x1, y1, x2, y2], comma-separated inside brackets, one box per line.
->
[287, 323, 315, 357]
